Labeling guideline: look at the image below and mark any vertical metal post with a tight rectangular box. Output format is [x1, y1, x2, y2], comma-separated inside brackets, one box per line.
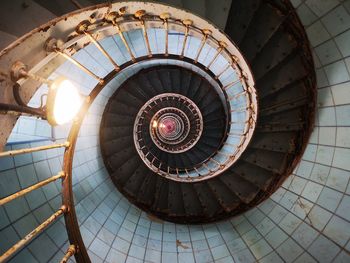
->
[206, 41, 227, 69]
[76, 21, 120, 71]
[84, 31, 120, 71]
[135, 10, 152, 57]
[181, 19, 193, 58]
[194, 29, 212, 63]
[160, 13, 170, 56]
[57, 51, 104, 83]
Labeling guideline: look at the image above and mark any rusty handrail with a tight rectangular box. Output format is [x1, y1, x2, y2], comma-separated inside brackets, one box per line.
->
[0, 142, 69, 157]
[0, 172, 65, 206]
[60, 245, 76, 263]
[0, 206, 66, 262]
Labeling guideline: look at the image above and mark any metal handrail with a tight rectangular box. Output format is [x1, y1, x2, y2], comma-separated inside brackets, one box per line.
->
[0, 171, 65, 206]
[0, 142, 69, 157]
[0, 206, 67, 262]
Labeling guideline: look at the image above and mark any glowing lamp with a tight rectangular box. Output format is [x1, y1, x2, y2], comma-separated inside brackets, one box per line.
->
[47, 78, 83, 126]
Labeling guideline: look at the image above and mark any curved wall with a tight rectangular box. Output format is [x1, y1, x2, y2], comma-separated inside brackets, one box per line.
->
[1, 1, 350, 262]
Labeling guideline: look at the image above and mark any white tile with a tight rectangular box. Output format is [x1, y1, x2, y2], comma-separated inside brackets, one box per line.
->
[297, 4, 318, 26]
[317, 107, 336, 126]
[322, 5, 350, 36]
[276, 238, 303, 263]
[314, 40, 342, 65]
[318, 127, 336, 146]
[336, 105, 350, 125]
[335, 29, 350, 57]
[326, 167, 350, 192]
[324, 215, 350, 246]
[336, 195, 350, 221]
[317, 187, 342, 212]
[306, 21, 331, 47]
[331, 82, 350, 105]
[301, 181, 324, 202]
[317, 87, 334, 107]
[324, 60, 350, 85]
[308, 235, 340, 262]
[333, 147, 350, 170]
[292, 222, 319, 248]
[336, 127, 350, 148]
[315, 145, 334, 165]
[306, 0, 339, 17]
[308, 205, 332, 230]
[249, 239, 272, 260]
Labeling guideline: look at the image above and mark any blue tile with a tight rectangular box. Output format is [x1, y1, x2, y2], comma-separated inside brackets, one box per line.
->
[211, 244, 230, 260]
[4, 197, 30, 222]
[308, 235, 340, 262]
[233, 248, 256, 263]
[324, 215, 350, 246]
[13, 213, 38, 238]
[317, 187, 342, 212]
[336, 194, 350, 221]
[266, 227, 288, 249]
[276, 238, 303, 262]
[106, 248, 127, 263]
[0, 225, 20, 253]
[46, 221, 68, 247]
[11, 144, 33, 167]
[28, 233, 58, 263]
[0, 169, 20, 197]
[89, 237, 110, 260]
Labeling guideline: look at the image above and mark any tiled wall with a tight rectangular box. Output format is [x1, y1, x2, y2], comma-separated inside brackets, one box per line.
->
[1, 0, 350, 262]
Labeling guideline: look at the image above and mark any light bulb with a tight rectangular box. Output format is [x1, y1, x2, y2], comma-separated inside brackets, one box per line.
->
[152, 120, 158, 128]
[47, 78, 82, 126]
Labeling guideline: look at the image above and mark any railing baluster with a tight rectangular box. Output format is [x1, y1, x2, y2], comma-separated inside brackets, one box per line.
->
[194, 167, 201, 176]
[87, 32, 120, 70]
[228, 91, 247, 100]
[117, 25, 136, 61]
[223, 79, 241, 90]
[203, 163, 213, 173]
[215, 64, 231, 80]
[160, 13, 170, 56]
[194, 29, 212, 63]
[76, 21, 120, 70]
[230, 107, 248, 113]
[57, 51, 104, 83]
[0, 142, 69, 157]
[135, 10, 152, 57]
[106, 11, 136, 62]
[45, 38, 104, 83]
[206, 41, 227, 70]
[0, 206, 66, 262]
[181, 19, 193, 58]
[0, 172, 65, 206]
[216, 55, 239, 79]
[60, 245, 76, 263]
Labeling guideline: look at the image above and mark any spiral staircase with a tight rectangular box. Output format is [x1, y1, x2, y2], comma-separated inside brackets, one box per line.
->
[1, 0, 340, 262]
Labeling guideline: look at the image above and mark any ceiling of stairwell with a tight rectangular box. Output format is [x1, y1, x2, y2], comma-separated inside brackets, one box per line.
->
[0, 0, 350, 262]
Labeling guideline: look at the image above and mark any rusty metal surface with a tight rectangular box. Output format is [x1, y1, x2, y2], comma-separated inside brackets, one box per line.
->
[0, 171, 65, 206]
[0, 141, 69, 157]
[60, 245, 76, 263]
